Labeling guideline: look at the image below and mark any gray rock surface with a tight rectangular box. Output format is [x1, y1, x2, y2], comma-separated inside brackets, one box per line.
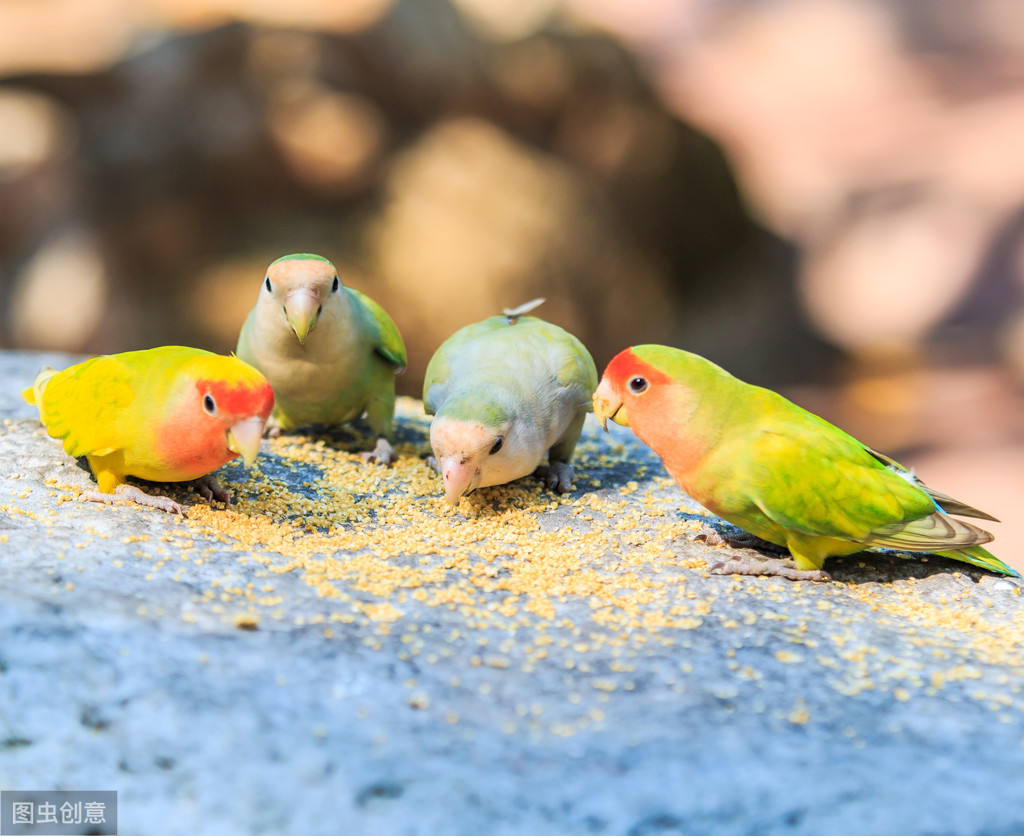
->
[1, 350, 1023, 836]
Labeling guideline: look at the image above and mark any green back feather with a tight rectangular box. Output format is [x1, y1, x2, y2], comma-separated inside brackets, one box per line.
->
[424, 315, 596, 424]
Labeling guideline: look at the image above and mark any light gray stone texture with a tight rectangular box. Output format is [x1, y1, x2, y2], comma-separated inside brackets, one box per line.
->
[1, 350, 1022, 836]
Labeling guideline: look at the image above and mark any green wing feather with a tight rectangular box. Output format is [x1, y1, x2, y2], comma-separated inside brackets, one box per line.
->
[863, 448, 999, 522]
[555, 330, 598, 412]
[735, 392, 989, 552]
[348, 287, 406, 371]
[743, 429, 927, 540]
[422, 343, 452, 416]
[934, 545, 1018, 577]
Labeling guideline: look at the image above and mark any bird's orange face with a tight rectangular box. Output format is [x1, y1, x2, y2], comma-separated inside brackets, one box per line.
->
[157, 360, 275, 478]
[594, 346, 715, 489]
[195, 374, 274, 468]
[593, 348, 673, 434]
[263, 256, 343, 344]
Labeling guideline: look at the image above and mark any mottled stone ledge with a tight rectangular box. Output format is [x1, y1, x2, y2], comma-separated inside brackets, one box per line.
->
[0, 350, 1022, 836]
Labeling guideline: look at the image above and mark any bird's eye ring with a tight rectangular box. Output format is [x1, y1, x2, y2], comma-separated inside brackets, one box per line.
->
[331, 276, 340, 293]
[203, 394, 217, 415]
[628, 376, 648, 394]
[264, 276, 272, 293]
[489, 436, 504, 455]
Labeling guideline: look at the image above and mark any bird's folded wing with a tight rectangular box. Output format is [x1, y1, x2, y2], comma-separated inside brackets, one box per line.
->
[554, 334, 598, 411]
[41, 355, 136, 459]
[349, 287, 407, 372]
[862, 512, 993, 551]
[743, 422, 938, 544]
[864, 447, 999, 522]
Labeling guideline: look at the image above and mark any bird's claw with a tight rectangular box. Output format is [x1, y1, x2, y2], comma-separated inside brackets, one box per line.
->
[694, 529, 728, 548]
[534, 461, 574, 493]
[696, 528, 787, 553]
[362, 437, 397, 467]
[194, 473, 231, 505]
[708, 556, 831, 582]
[426, 456, 441, 474]
[79, 484, 184, 515]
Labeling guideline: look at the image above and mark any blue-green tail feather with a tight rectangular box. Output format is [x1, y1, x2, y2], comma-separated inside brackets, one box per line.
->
[934, 545, 1020, 578]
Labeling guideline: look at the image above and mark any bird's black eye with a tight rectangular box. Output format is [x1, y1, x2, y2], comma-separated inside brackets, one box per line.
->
[331, 276, 340, 293]
[264, 276, 272, 293]
[203, 394, 217, 415]
[628, 376, 648, 394]
[489, 436, 504, 455]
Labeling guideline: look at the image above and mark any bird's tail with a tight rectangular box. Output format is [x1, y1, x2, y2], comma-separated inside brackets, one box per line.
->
[21, 366, 57, 409]
[935, 545, 1020, 578]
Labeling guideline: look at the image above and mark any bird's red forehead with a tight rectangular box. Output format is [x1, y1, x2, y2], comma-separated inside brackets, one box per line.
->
[605, 348, 672, 390]
[198, 377, 275, 419]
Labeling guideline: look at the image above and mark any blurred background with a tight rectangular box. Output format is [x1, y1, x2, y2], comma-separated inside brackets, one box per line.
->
[1, 0, 1022, 568]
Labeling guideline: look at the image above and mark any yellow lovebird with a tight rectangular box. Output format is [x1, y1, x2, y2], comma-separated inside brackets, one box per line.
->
[23, 346, 275, 514]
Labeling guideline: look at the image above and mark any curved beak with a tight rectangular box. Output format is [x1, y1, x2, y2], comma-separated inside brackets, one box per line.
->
[592, 379, 627, 432]
[440, 456, 478, 505]
[284, 288, 322, 344]
[227, 416, 266, 468]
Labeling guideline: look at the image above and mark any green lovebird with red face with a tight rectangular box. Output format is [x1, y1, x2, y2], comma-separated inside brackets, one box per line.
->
[23, 346, 274, 514]
[592, 344, 1017, 581]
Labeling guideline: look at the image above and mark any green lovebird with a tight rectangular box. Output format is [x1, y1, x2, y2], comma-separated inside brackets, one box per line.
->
[236, 253, 407, 465]
[423, 299, 598, 505]
[593, 344, 1018, 581]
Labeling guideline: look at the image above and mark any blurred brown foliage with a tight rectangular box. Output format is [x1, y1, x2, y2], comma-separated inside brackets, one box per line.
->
[0, 0, 813, 387]
[2, 0, 1023, 561]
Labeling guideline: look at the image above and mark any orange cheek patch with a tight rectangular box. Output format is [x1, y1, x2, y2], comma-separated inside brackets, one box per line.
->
[152, 405, 228, 474]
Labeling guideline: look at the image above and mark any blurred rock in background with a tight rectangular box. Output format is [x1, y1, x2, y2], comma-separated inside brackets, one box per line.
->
[1, 0, 1022, 562]
[0, 0, 799, 380]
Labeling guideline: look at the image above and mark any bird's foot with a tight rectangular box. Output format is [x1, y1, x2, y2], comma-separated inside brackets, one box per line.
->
[709, 556, 831, 582]
[263, 418, 283, 439]
[694, 529, 727, 548]
[696, 528, 787, 553]
[361, 437, 397, 467]
[79, 484, 183, 515]
[426, 456, 441, 474]
[194, 473, 231, 505]
[534, 461, 574, 493]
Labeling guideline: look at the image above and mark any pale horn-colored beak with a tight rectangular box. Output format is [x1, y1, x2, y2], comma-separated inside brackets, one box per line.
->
[284, 288, 322, 344]
[227, 416, 266, 468]
[440, 456, 477, 505]
[592, 379, 627, 432]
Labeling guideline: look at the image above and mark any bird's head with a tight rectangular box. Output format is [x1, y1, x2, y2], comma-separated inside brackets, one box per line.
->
[261, 253, 344, 344]
[593, 345, 682, 434]
[429, 404, 520, 505]
[188, 356, 275, 468]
